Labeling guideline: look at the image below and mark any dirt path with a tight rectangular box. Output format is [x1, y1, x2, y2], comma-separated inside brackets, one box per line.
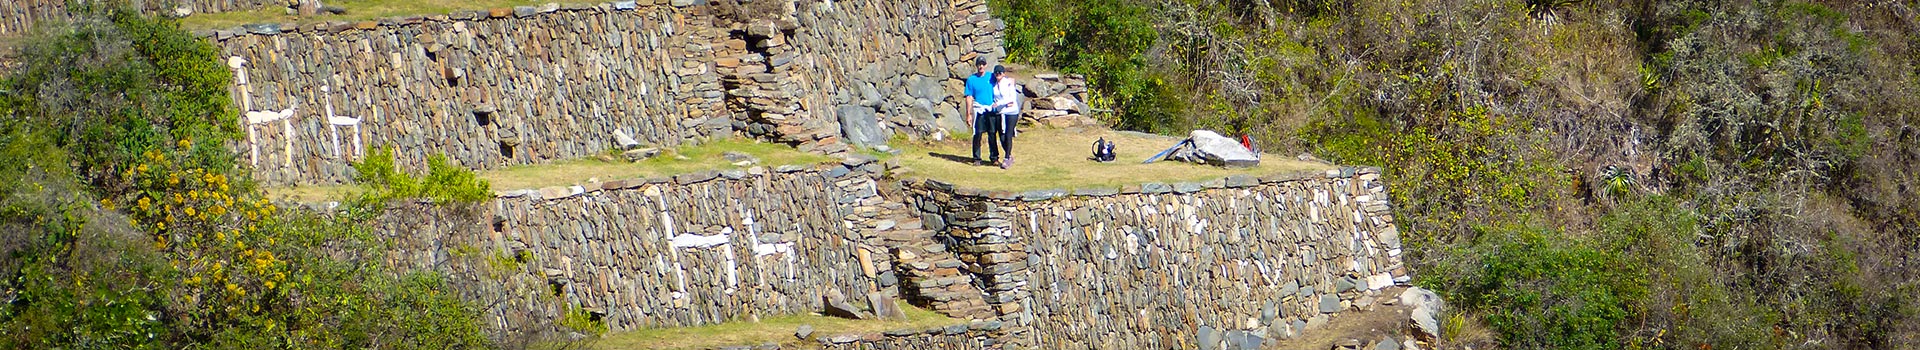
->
[1268, 287, 1422, 350]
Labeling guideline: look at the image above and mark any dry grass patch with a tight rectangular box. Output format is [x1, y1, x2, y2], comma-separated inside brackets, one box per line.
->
[179, 0, 554, 30]
[595, 304, 963, 350]
[264, 138, 834, 202]
[263, 184, 367, 202]
[892, 126, 1333, 192]
[487, 138, 834, 190]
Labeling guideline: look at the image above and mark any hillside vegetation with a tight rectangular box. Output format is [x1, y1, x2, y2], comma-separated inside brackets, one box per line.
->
[0, 6, 587, 349]
[996, 0, 1917, 348]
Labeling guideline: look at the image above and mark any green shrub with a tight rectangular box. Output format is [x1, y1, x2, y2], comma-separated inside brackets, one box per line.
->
[1, 4, 239, 197]
[993, 0, 1179, 132]
[353, 148, 493, 204]
[0, 126, 169, 349]
[998, 0, 1920, 346]
[1423, 222, 1641, 349]
[1599, 196, 1774, 349]
[560, 305, 609, 337]
[1, 6, 493, 349]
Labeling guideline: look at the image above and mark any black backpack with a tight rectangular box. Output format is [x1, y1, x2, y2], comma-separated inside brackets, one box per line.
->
[1092, 138, 1117, 162]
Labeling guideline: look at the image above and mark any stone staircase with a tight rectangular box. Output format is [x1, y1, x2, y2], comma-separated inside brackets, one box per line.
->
[893, 241, 997, 320]
[862, 198, 996, 320]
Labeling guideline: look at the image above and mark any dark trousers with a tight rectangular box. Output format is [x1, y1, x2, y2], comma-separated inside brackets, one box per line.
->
[999, 113, 1018, 157]
[971, 111, 1001, 162]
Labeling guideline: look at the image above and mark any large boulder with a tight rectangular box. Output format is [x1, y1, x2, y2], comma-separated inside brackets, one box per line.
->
[794, 324, 814, 339]
[837, 105, 888, 147]
[857, 82, 882, 107]
[612, 129, 641, 150]
[1189, 130, 1259, 168]
[1023, 78, 1059, 97]
[1399, 287, 1445, 341]
[891, 99, 938, 134]
[866, 292, 907, 320]
[908, 75, 946, 101]
[1030, 95, 1082, 112]
[934, 103, 968, 138]
[1197, 325, 1221, 350]
[823, 289, 869, 320]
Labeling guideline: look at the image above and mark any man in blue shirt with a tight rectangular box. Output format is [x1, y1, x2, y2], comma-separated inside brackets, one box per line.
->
[964, 57, 1000, 166]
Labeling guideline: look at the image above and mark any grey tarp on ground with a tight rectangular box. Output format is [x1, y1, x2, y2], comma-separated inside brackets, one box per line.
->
[1158, 130, 1259, 167]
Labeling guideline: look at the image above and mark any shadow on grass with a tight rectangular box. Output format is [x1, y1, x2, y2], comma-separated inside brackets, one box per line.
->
[926, 152, 980, 165]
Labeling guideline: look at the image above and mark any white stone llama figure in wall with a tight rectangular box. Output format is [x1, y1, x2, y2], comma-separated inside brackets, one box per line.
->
[226, 56, 299, 167]
[320, 85, 363, 160]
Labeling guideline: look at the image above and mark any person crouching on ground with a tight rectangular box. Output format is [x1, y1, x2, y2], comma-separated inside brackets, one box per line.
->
[987, 65, 1023, 169]
[964, 57, 1001, 166]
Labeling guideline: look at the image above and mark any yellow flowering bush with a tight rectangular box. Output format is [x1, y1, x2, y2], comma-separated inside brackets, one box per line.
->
[2, 6, 487, 349]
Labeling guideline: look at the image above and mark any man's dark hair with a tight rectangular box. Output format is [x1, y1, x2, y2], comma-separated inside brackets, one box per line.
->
[974, 57, 987, 67]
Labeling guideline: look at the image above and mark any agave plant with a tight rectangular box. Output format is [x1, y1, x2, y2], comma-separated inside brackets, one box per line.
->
[1603, 164, 1637, 198]
[1526, 0, 1584, 19]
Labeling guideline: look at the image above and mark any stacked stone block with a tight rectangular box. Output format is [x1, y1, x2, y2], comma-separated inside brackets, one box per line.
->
[824, 156, 905, 301]
[722, 18, 848, 155]
[892, 242, 995, 320]
[1019, 74, 1094, 127]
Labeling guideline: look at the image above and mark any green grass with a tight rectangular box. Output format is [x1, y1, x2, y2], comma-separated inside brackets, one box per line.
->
[179, 0, 554, 30]
[265, 137, 835, 202]
[266, 126, 1335, 201]
[487, 137, 834, 190]
[890, 126, 1333, 192]
[595, 303, 964, 350]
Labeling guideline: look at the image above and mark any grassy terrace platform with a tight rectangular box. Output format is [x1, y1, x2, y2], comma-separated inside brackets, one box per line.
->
[597, 304, 963, 350]
[893, 127, 1333, 192]
[266, 127, 1333, 202]
[264, 138, 836, 202]
[178, 0, 553, 30]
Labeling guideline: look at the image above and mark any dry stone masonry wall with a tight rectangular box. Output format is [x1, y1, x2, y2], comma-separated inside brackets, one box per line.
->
[904, 167, 1404, 349]
[203, 0, 1002, 186]
[172, 0, 276, 14]
[0, 0, 274, 35]
[809, 322, 1006, 350]
[782, 0, 1005, 145]
[214, 4, 736, 185]
[1, 0, 75, 35]
[371, 159, 909, 334]
[352, 163, 1407, 348]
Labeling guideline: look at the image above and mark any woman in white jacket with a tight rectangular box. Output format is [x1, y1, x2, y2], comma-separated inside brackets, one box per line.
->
[987, 65, 1023, 169]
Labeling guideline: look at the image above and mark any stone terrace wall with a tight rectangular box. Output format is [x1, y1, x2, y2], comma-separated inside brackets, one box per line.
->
[370, 158, 906, 334]
[0, 0, 74, 35]
[808, 322, 1008, 350]
[0, 0, 273, 35]
[213, 4, 736, 185]
[171, 0, 275, 14]
[206, 0, 1002, 186]
[904, 167, 1405, 349]
[782, 0, 1004, 143]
